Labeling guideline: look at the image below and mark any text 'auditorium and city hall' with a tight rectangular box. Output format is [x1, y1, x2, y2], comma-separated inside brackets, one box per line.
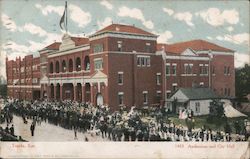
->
[6, 23, 235, 111]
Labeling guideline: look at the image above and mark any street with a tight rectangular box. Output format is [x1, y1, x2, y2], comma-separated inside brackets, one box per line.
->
[0, 115, 108, 142]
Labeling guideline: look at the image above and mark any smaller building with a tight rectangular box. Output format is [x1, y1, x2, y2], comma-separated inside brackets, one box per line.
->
[167, 87, 220, 116]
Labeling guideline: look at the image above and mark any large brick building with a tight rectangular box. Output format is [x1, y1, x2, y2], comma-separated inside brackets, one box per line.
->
[6, 24, 235, 110]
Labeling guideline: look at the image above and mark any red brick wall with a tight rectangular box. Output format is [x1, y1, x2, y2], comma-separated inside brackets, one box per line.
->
[211, 54, 235, 97]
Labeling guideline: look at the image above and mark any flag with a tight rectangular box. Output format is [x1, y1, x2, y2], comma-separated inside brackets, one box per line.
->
[60, 2, 67, 31]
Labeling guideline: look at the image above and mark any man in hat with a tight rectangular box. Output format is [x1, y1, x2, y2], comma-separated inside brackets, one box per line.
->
[30, 122, 35, 136]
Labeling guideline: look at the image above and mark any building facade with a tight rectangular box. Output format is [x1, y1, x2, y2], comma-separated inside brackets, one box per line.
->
[6, 24, 235, 110]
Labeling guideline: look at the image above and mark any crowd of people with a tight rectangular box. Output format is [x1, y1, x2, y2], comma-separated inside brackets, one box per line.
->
[0, 98, 248, 142]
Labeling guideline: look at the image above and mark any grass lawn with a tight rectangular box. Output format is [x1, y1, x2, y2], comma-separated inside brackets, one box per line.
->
[167, 114, 249, 132]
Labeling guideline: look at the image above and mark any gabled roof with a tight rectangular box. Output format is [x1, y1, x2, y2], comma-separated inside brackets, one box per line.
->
[175, 87, 220, 100]
[71, 37, 89, 46]
[95, 24, 156, 36]
[42, 42, 61, 51]
[157, 39, 234, 54]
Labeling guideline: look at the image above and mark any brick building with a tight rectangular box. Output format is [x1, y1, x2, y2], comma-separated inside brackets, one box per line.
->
[6, 24, 235, 110]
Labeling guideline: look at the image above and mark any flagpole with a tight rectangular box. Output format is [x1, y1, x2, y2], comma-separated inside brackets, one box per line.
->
[66, 1, 68, 33]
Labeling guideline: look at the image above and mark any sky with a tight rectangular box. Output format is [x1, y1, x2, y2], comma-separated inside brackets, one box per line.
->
[0, 0, 249, 79]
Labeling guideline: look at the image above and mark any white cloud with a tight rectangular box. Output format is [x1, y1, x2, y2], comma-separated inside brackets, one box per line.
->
[163, 8, 174, 16]
[118, 6, 154, 29]
[100, 0, 113, 10]
[142, 21, 154, 30]
[216, 35, 224, 41]
[97, 17, 112, 29]
[153, 30, 173, 43]
[174, 12, 194, 26]
[35, 3, 91, 28]
[1, 13, 17, 32]
[196, 8, 239, 26]
[35, 4, 64, 15]
[216, 33, 249, 45]
[68, 4, 91, 28]
[206, 36, 213, 40]
[234, 52, 250, 68]
[19, 23, 47, 37]
[43, 33, 62, 45]
[226, 26, 234, 32]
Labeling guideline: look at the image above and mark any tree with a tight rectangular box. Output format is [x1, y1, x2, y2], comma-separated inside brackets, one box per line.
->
[0, 84, 7, 97]
[235, 64, 250, 103]
[209, 99, 225, 118]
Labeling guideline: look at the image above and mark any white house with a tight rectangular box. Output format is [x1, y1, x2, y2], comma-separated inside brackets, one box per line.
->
[166, 88, 220, 116]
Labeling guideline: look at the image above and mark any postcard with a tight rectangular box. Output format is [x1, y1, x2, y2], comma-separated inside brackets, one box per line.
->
[0, 0, 249, 158]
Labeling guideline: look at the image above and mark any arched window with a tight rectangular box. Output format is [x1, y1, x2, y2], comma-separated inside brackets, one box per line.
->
[50, 62, 53, 73]
[76, 57, 81, 71]
[62, 60, 66, 72]
[55, 61, 60, 73]
[84, 56, 90, 71]
[69, 59, 73, 72]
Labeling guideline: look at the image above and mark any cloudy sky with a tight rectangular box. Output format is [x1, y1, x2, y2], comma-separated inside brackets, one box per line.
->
[0, 0, 249, 79]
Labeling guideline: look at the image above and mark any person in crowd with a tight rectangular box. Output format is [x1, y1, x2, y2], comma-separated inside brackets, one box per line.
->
[10, 124, 14, 136]
[5, 124, 9, 133]
[1, 98, 245, 142]
[30, 122, 35, 136]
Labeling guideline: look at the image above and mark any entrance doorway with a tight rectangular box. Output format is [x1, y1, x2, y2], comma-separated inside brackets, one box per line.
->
[96, 93, 104, 106]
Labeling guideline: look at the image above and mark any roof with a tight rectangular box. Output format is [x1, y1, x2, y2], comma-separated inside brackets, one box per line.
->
[157, 39, 234, 54]
[42, 42, 61, 51]
[71, 37, 89, 46]
[177, 87, 220, 100]
[95, 24, 156, 36]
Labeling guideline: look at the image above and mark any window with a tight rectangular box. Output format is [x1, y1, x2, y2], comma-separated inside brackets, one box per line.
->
[50, 62, 53, 73]
[224, 66, 227, 75]
[203, 66, 208, 75]
[62, 60, 66, 72]
[21, 79, 24, 83]
[137, 56, 150, 67]
[118, 72, 123, 85]
[146, 58, 150, 66]
[156, 73, 161, 85]
[32, 65, 37, 70]
[117, 41, 122, 51]
[93, 44, 104, 53]
[227, 67, 230, 75]
[184, 64, 193, 74]
[94, 58, 103, 70]
[172, 64, 177, 75]
[143, 91, 148, 104]
[199, 64, 203, 74]
[156, 91, 161, 102]
[166, 64, 170, 75]
[195, 102, 200, 113]
[75, 57, 81, 71]
[21, 67, 24, 73]
[118, 92, 124, 105]
[32, 78, 38, 84]
[145, 43, 151, 52]
[137, 57, 141, 66]
[199, 64, 208, 75]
